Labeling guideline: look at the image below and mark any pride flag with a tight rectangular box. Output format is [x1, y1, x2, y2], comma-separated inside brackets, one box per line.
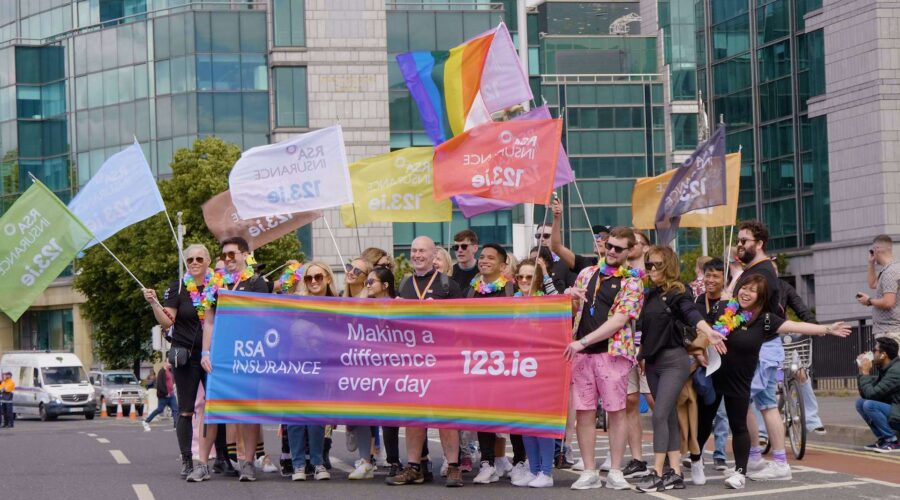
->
[397, 23, 532, 145]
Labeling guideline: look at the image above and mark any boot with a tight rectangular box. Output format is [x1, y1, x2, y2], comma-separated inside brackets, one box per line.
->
[322, 437, 333, 470]
[181, 455, 194, 478]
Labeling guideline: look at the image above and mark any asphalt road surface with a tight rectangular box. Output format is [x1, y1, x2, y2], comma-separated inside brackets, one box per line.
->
[1, 414, 898, 500]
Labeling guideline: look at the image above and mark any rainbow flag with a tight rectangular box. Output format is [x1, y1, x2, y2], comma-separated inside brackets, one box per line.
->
[396, 23, 532, 145]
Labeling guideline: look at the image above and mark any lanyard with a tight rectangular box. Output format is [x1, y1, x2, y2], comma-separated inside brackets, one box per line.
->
[412, 272, 439, 301]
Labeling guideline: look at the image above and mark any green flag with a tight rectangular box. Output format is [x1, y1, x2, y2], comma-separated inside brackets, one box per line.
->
[0, 180, 93, 321]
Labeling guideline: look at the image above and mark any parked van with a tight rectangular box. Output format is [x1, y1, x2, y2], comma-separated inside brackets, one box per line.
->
[0, 352, 97, 421]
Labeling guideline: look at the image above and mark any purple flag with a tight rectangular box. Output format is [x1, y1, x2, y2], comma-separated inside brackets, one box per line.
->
[654, 124, 727, 244]
[455, 105, 575, 218]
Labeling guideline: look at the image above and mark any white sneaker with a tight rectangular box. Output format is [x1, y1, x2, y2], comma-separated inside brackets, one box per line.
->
[748, 461, 791, 481]
[495, 456, 513, 477]
[375, 446, 388, 467]
[747, 457, 768, 473]
[473, 462, 499, 484]
[142, 421, 151, 432]
[725, 472, 746, 489]
[440, 460, 449, 477]
[510, 461, 529, 482]
[348, 461, 374, 480]
[528, 472, 554, 488]
[571, 470, 602, 490]
[572, 458, 585, 471]
[599, 455, 611, 472]
[261, 457, 278, 473]
[691, 458, 706, 485]
[512, 470, 536, 486]
[314, 464, 331, 480]
[291, 471, 307, 481]
[604, 469, 630, 490]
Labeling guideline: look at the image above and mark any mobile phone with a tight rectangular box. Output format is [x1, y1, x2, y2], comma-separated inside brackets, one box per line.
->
[856, 292, 864, 299]
[870, 249, 875, 256]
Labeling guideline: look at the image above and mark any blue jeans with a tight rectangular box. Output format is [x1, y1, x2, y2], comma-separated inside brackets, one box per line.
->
[856, 399, 898, 441]
[798, 378, 823, 430]
[144, 396, 177, 426]
[522, 436, 554, 475]
[713, 400, 729, 460]
[287, 424, 326, 468]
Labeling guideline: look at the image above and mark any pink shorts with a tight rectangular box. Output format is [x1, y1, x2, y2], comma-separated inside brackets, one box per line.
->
[572, 352, 632, 412]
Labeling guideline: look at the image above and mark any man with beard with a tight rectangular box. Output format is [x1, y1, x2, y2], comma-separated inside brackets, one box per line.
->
[729, 221, 791, 481]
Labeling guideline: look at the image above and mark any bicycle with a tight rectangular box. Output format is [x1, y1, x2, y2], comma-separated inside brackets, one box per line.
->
[762, 335, 812, 459]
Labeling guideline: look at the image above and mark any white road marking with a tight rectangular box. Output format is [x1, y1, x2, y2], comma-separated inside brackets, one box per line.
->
[87, 433, 97, 437]
[689, 481, 869, 500]
[110, 449, 131, 464]
[645, 491, 683, 500]
[97, 438, 110, 444]
[855, 477, 900, 488]
[132, 484, 154, 500]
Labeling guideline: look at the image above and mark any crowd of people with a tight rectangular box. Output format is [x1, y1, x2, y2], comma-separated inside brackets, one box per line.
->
[138, 204, 900, 491]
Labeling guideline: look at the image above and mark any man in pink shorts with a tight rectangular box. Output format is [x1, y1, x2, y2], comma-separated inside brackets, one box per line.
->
[564, 226, 645, 490]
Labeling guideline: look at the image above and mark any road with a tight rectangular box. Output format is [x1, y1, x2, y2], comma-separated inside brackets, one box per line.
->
[0, 414, 897, 500]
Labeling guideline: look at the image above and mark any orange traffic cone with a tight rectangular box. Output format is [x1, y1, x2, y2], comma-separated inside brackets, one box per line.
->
[115, 402, 124, 418]
[129, 403, 137, 421]
[100, 400, 108, 418]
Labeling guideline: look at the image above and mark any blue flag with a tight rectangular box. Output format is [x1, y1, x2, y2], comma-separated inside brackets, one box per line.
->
[654, 125, 727, 244]
[68, 140, 166, 248]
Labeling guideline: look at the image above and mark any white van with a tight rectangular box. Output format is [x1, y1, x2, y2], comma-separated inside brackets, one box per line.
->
[0, 352, 97, 421]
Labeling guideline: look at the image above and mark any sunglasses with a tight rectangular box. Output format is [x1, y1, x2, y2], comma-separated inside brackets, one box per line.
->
[516, 274, 534, 281]
[220, 251, 241, 260]
[738, 238, 756, 245]
[452, 244, 469, 251]
[344, 263, 365, 276]
[646, 261, 664, 270]
[535, 233, 551, 239]
[593, 233, 607, 242]
[304, 273, 326, 283]
[374, 262, 391, 269]
[365, 278, 380, 286]
[605, 242, 628, 253]
[186, 257, 205, 265]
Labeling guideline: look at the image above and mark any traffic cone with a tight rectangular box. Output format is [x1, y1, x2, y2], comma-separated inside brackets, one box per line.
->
[129, 403, 137, 421]
[100, 400, 108, 418]
[115, 402, 123, 418]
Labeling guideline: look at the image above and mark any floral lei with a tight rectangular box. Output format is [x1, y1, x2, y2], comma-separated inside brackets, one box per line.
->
[202, 266, 254, 310]
[279, 262, 306, 293]
[514, 290, 545, 297]
[183, 269, 213, 320]
[598, 259, 646, 280]
[470, 275, 509, 294]
[712, 298, 753, 337]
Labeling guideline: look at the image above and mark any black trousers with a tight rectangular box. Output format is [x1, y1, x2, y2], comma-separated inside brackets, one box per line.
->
[695, 393, 751, 474]
[0, 400, 13, 427]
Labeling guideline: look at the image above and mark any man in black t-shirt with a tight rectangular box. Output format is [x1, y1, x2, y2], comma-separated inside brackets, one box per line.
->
[450, 229, 480, 291]
[534, 224, 575, 292]
[388, 236, 464, 488]
[195, 237, 268, 483]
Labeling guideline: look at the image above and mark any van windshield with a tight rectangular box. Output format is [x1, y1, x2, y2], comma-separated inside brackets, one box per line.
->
[104, 373, 139, 385]
[43, 366, 89, 385]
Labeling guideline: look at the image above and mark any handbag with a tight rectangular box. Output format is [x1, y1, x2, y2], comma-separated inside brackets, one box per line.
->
[167, 346, 189, 368]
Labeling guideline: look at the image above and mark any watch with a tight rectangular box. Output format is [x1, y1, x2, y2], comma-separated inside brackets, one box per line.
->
[579, 338, 590, 347]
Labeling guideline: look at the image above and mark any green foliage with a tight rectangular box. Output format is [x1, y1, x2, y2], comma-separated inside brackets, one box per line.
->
[675, 227, 790, 283]
[73, 137, 301, 371]
[392, 254, 413, 290]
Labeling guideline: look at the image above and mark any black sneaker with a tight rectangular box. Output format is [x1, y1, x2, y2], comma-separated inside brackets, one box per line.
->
[212, 458, 226, 474]
[714, 458, 728, 471]
[555, 451, 574, 469]
[280, 458, 294, 477]
[387, 462, 403, 478]
[636, 469, 663, 492]
[422, 459, 434, 483]
[622, 458, 650, 478]
[181, 457, 194, 478]
[662, 469, 685, 490]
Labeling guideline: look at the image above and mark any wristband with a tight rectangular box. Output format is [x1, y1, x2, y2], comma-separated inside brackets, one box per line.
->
[201, 351, 211, 357]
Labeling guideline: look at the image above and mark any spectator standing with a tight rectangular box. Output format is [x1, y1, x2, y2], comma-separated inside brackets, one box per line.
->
[1, 371, 15, 428]
[856, 337, 900, 452]
[858, 235, 900, 344]
[143, 364, 177, 431]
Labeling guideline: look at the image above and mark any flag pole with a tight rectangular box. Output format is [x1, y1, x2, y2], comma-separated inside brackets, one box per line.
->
[321, 215, 348, 270]
[164, 209, 187, 270]
[571, 179, 604, 257]
[531, 196, 552, 295]
[446, 216, 452, 254]
[264, 261, 291, 279]
[350, 203, 363, 255]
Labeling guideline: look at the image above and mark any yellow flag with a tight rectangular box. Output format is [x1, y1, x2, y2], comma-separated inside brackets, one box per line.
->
[340, 147, 452, 227]
[632, 152, 742, 230]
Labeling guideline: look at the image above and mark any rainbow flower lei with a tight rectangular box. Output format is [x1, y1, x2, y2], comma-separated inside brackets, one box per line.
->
[712, 298, 753, 338]
[598, 259, 646, 280]
[183, 269, 213, 320]
[202, 266, 254, 311]
[470, 275, 509, 294]
[514, 290, 545, 297]
[279, 262, 306, 293]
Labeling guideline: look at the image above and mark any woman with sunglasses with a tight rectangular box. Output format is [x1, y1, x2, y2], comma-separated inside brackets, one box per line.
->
[142, 244, 235, 478]
[284, 262, 336, 481]
[633, 246, 717, 492]
[361, 247, 394, 272]
[342, 258, 372, 298]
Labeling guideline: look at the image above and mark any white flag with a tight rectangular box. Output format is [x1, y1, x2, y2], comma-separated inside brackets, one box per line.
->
[229, 125, 352, 219]
[68, 140, 165, 248]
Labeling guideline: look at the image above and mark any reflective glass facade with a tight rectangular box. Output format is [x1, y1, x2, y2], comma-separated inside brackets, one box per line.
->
[15, 308, 75, 352]
[695, 0, 829, 250]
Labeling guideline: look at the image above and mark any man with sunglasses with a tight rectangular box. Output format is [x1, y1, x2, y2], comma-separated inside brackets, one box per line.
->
[562, 227, 645, 491]
[535, 224, 576, 292]
[198, 237, 269, 483]
[450, 229, 480, 291]
[547, 198, 609, 276]
[388, 236, 465, 488]
[858, 235, 900, 345]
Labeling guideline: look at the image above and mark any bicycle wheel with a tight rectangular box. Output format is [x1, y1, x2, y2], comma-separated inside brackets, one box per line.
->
[785, 381, 807, 460]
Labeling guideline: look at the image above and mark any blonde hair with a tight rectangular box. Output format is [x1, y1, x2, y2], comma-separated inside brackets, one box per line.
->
[300, 261, 338, 297]
[647, 245, 685, 294]
[184, 243, 211, 263]
[342, 258, 371, 298]
[360, 247, 388, 268]
[434, 247, 453, 275]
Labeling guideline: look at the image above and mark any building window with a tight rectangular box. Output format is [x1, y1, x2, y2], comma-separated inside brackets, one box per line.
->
[15, 308, 75, 352]
[273, 0, 305, 47]
[273, 66, 308, 128]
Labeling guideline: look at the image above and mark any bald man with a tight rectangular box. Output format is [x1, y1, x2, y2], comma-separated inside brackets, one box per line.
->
[386, 236, 465, 487]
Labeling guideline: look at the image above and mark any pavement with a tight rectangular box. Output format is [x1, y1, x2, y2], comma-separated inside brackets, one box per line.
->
[0, 411, 897, 500]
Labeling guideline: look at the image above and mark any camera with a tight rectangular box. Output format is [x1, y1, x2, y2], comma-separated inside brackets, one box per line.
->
[857, 351, 875, 366]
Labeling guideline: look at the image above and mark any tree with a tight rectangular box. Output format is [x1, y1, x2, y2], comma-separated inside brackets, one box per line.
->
[74, 137, 301, 375]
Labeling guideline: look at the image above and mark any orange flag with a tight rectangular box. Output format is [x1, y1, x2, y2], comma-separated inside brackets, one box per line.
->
[433, 119, 563, 204]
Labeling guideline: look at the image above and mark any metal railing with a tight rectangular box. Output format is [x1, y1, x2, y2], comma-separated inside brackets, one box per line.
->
[810, 319, 875, 380]
[386, 1, 504, 11]
[541, 74, 662, 85]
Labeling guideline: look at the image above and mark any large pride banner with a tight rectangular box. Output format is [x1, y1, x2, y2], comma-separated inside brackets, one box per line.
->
[205, 291, 572, 438]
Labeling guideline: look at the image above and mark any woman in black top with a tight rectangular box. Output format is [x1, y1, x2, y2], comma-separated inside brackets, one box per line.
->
[694, 274, 850, 489]
[636, 246, 717, 492]
[142, 243, 232, 478]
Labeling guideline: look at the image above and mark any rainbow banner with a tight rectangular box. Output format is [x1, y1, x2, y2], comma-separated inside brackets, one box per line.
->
[397, 22, 532, 145]
[205, 291, 572, 438]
